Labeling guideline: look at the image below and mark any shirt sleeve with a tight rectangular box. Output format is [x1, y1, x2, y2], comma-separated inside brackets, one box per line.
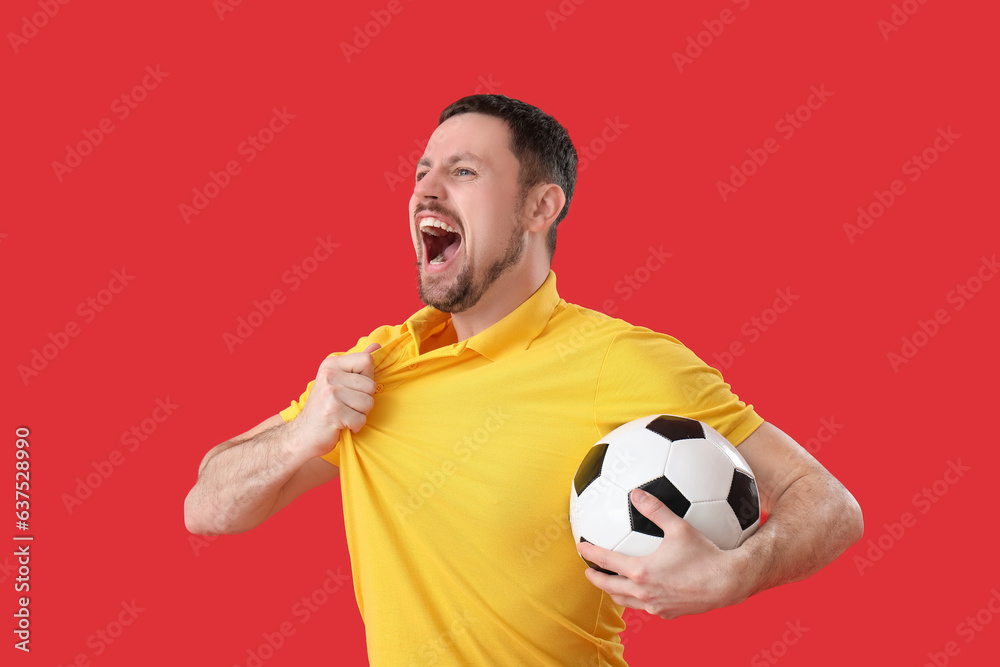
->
[594, 328, 764, 446]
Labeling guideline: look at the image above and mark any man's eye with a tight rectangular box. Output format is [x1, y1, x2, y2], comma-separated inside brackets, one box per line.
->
[456, 168, 475, 176]
[416, 171, 427, 181]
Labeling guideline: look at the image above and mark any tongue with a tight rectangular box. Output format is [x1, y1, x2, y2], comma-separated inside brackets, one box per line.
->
[440, 236, 461, 262]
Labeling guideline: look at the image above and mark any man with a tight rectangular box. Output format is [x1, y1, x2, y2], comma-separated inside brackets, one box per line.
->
[184, 94, 863, 666]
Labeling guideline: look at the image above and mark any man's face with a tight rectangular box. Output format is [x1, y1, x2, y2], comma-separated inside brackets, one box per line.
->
[409, 112, 528, 313]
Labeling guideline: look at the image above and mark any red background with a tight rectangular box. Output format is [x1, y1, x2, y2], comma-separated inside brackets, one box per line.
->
[4, 0, 999, 665]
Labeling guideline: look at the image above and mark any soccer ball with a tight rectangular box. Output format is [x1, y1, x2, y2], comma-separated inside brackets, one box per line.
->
[569, 414, 760, 574]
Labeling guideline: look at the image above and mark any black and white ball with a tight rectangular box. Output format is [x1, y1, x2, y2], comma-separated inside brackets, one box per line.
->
[570, 414, 760, 573]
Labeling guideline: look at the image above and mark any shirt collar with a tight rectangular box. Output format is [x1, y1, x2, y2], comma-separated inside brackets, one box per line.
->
[403, 270, 562, 362]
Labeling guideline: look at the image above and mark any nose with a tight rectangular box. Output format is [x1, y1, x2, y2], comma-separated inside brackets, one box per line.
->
[413, 166, 443, 200]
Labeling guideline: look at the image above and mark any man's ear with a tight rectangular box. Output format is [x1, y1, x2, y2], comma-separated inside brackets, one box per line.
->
[524, 183, 566, 235]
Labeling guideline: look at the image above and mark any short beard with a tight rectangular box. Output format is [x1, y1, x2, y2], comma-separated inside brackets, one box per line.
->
[417, 219, 526, 314]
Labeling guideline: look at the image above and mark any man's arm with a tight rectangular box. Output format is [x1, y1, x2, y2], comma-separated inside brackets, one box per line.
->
[183, 343, 380, 535]
[727, 421, 864, 598]
[577, 421, 863, 619]
[183, 414, 340, 535]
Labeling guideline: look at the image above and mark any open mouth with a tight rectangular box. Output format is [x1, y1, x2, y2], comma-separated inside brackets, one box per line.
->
[419, 217, 463, 269]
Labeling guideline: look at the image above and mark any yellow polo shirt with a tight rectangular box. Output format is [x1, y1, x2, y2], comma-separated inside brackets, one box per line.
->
[280, 270, 763, 666]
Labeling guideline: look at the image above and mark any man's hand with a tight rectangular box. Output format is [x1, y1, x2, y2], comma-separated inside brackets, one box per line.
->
[577, 488, 745, 620]
[288, 342, 381, 458]
[184, 344, 380, 535]
[577, 422, 863, 620]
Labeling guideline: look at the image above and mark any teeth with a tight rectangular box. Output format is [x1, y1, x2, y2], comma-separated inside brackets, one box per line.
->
[419, 217, 459, 236]
[429, 252, 446, 265]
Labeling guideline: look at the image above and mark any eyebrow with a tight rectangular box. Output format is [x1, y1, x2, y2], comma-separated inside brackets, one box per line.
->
[417, 152, 487, 169]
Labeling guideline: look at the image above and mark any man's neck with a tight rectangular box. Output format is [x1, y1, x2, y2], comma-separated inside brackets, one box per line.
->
[449, 264, 550, 341]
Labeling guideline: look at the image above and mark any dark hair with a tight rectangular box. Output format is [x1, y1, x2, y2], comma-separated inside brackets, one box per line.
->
[438, 94, 577, 259]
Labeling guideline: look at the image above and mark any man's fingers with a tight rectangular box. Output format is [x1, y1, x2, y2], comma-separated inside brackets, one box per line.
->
[630, 488, 688, 535]
[352, 342, 381, 379]
[581, 559, 643, 599]
[304, 344, 382, 436]
[611, 595, 640, 610]
[319, 348, 378, 379]
[578, 540, 635, 581]
[336, 386, 376, 417]
[342, 351, 378, 377]
[341, 408, 369, 434]
[318, 390, 372, 434]
[332, 371, 377, 396]
[608, 592, 646, 611]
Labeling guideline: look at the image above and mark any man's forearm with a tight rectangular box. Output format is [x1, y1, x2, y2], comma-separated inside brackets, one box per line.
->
[731, 471, 864, 601]
[184, 422, 310, 535]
